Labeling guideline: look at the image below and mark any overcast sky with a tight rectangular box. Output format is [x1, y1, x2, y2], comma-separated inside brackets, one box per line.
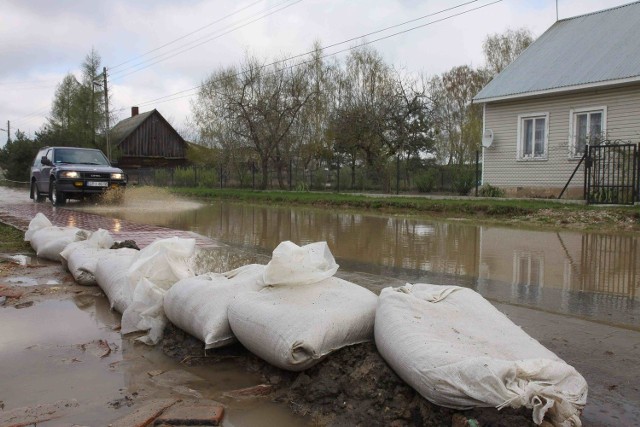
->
[0, 0, 632, 144]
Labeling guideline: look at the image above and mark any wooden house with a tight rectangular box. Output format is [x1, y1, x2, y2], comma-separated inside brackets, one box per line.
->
[110, 107, 188, 168]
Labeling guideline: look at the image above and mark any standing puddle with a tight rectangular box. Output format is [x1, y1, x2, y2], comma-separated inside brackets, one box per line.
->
[0, 292, 307, 426]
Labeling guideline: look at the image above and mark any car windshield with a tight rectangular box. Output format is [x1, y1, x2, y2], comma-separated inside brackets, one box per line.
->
[54, 148, 110, 166]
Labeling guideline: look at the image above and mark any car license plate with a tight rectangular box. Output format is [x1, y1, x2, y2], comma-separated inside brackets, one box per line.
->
[87, 181, 108, 187]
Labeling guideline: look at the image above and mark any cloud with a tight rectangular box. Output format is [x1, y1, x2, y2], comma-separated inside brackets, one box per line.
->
[0, 0, 631, 143]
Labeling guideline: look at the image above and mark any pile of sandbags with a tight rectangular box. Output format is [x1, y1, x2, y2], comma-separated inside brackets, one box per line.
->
[24, 213, 196, 346]
[374, 283, 588, 427]
[25, 213, 89, 261]
[228, 241, 378, 371]
[21, 213, 589, 425]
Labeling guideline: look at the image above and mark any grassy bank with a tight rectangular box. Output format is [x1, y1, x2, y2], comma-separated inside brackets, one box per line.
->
[0, 222, 31, 253]
[170, 187, 640, 232]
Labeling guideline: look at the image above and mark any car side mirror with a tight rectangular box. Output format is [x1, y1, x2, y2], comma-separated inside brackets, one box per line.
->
[41, 156, 52, 166]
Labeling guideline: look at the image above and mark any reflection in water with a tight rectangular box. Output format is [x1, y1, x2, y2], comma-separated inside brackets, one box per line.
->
[102, 200, 640, 327]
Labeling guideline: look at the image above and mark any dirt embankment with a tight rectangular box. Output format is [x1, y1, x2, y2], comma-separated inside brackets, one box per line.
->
[162, 324, 536, 427]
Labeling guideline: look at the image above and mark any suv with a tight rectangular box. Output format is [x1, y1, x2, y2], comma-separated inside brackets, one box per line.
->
[30, 146, 127, 206]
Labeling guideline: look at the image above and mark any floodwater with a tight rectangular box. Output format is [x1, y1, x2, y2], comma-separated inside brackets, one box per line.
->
[0, 279, 306, 426]
[8, 186, 637, 425]
[99, 198, 640, 330]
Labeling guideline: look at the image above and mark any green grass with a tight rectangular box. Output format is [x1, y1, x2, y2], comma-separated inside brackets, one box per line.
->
[170, 187, 637, 218]
[0, 222, 31, 253]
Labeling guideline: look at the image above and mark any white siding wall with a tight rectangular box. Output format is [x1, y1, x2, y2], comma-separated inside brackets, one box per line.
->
[483, 84, 640, 195]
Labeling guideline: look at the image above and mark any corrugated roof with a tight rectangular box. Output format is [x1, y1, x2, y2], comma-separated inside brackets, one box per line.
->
[110, 110, 155, 146]
[474, 1, 640, 102]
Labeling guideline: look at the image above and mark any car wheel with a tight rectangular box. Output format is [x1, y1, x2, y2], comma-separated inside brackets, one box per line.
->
[31, 181, 45, 202]
[49, 180, 66, 206]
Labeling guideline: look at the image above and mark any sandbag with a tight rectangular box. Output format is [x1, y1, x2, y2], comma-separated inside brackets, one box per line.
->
[121, 237, 196, 345]
[25, 213, 89, 262]
[374, 284, 588, 427]
[164, 264, 266, 349]
[60, 229, 114, 286]
[263, 241, 338, 286]
[95, 248, 139, 313]
[228, 276, 378, 371]
[24, 212, 52, 242]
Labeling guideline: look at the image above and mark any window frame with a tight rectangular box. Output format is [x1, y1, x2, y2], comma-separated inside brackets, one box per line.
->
[568, 106, 607, 159]
[516, 112, 549, 161]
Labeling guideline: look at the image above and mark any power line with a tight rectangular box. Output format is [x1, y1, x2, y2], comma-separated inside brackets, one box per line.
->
[109, 0, 264, 71]
[110, 0, 302, 81]
[134, 0, 502, 109]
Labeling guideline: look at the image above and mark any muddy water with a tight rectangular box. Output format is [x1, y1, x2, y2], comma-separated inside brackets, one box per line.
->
[0, 289, 305, 426]
[100, 199, 640, 330]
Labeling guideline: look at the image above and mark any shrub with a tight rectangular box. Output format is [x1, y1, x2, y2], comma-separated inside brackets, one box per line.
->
[451, 168, 476, 195]
[478, 184, 505, 198]
[415, 170, 437, 193]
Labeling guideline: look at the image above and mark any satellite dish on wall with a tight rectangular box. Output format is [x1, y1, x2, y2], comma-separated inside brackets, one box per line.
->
[482, 129, 494, 148]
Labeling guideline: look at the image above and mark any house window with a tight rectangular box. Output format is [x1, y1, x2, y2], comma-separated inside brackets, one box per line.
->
[517, 113, 548, 160]
[570, 107, 606, 158]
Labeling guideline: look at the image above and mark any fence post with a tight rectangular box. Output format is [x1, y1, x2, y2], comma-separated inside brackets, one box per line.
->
[396, 154, 400, 195]
[475, 150, 480, 197]
[583, 145, 590, 203]
[289, 158, 293, 191]
[220, 165, 223, 189]
[336, 159, 340, 193]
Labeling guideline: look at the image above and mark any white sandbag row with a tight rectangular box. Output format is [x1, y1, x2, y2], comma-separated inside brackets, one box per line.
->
[23, 213, 588, 425]
[25, 213, 197, 345]
[375, 284, 588, 427]
[25, 212, 90, 262]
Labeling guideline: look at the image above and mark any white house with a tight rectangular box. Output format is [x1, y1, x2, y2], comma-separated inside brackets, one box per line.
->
[474, 1, 640, 199]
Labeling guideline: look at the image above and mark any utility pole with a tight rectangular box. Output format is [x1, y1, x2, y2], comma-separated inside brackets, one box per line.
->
[102, 66, 111, 162]
[0, 121, 10, 145]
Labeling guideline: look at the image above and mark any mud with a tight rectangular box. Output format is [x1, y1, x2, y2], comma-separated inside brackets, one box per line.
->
[162, 322, 535, 426]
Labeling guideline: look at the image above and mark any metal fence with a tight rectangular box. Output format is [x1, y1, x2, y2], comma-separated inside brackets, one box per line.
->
[584, 143, 638, 205]
[123, 158, 482, 195]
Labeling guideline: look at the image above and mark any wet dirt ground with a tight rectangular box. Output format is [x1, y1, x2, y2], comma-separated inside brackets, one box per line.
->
[1, 186, 639, 426]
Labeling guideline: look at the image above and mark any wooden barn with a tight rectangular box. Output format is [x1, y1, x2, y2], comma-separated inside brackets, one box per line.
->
[110, 107, 188, 168]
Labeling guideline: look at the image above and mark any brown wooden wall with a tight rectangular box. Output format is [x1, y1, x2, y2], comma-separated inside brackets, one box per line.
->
[119, 114, 186, 158]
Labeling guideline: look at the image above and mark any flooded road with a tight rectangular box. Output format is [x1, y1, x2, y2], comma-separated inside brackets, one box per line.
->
[3, 185, 639, 425]
[98, 198, 640, 330]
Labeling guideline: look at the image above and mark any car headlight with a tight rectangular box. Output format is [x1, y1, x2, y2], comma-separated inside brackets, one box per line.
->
[111, 173, 124, 180]
[60, 171, 80, 178]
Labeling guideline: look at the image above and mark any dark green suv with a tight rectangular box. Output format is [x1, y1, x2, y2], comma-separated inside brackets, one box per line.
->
[30, 146, 127, 206]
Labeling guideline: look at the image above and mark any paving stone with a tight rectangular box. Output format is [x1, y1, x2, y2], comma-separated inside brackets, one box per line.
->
[154, 401, 224, 426]
[109, 398, 179, 427]
[0, 287, 25, 299]
[0, 203, 217, 249]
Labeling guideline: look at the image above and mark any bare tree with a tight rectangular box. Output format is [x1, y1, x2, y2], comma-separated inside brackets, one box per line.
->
[430, 65, 488, 165]
[193, 54, 313, 189]
[482, 28, 534, 75]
